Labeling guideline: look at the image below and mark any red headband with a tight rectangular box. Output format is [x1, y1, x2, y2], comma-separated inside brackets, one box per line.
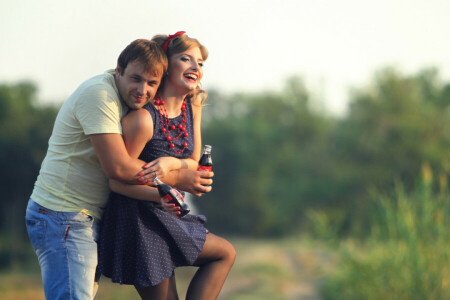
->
[162, 31, 186, 52]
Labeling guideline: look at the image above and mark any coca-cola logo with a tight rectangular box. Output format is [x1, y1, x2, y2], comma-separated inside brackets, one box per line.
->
[197, 165, 212, 172]
[163, 194, 173, 201]
[170, 188, 185, 202]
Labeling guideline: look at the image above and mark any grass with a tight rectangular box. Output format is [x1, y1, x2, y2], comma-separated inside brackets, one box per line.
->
[6, 169, 446, 299]
[0, 237, 332, 300]
[320, 168, 450, 300]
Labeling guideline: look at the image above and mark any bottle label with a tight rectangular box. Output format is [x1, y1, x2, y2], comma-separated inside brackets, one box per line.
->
[197, 165, 212, 172]
[163, 194, 173, 201]
[170, 188, 185, 202]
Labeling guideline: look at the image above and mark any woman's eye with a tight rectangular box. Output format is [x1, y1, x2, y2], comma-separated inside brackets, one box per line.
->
[181, 57, 189, 62]
[198, 62, 204, 67]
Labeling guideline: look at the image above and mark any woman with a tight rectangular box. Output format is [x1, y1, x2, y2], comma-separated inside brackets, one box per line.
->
[98, 32, 236, 300]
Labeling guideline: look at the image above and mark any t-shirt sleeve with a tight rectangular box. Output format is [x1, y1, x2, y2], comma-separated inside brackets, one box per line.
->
[74, 84, 123, 135]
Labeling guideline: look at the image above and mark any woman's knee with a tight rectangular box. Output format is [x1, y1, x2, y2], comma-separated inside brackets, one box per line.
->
[197, 234, 235, 265]
[221, 238, 236, 266]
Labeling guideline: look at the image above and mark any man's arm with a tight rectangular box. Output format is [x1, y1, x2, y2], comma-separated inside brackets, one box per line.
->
[90, 132, 214, 194]
[90, 133, 146, 184]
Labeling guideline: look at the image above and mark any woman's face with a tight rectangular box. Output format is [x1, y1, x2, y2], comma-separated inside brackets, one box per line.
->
[167, 46, 204, 92]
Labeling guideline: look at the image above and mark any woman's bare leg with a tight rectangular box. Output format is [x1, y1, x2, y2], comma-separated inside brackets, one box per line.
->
[186, 233, 236, 300]
[167, 275, 179, 300]
[135, 277, 170, 300]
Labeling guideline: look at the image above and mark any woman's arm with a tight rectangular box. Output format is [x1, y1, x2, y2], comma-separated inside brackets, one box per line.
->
[190, 94, 203, 163]
[159, 95, 207, 191]
[141, 97, 203, 181]
[110, 178, 180, 215]
[110, 179, 159, 202]
[111, 106, 210, 201]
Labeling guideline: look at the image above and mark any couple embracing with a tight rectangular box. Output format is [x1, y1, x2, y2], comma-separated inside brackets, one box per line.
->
[25, 32, 235, 300]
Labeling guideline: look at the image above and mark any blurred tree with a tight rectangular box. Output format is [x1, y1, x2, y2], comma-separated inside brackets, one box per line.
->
[2, 66, 449, 245]
[0, 82, 57, 268]
[198, 77, 333, 236]
[329, 68, 449, 234]
[197, 68, 449, 237]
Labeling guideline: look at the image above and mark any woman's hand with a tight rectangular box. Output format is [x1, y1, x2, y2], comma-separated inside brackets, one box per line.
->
[176, 169, 214, 196]
[161, 197, 181, 217]
[140, 157, 181, 183]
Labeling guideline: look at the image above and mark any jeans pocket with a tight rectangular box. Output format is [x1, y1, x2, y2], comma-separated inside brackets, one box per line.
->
[26, 217, 46, 250]
[62, 212, 98, 245]
[62, 212, 94, 227]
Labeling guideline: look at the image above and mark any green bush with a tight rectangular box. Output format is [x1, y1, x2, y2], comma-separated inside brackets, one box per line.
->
[321, 167, 450, 300]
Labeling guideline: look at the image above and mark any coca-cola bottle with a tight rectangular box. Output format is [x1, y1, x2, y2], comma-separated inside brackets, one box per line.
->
[153, 176, 190, 217]
[198, 145, 212, 172]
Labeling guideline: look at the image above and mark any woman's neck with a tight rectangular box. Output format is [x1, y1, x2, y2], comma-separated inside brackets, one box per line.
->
[158, 87, 189, 118]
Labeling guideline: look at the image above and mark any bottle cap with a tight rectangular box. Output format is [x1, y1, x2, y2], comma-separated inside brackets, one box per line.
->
[153, 175, 163, 185]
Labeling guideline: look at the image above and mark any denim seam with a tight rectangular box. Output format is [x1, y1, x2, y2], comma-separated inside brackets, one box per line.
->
[63, 224, 73, 300]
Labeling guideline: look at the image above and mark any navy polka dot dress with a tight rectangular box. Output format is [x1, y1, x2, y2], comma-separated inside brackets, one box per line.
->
[97, 100, 207, 287]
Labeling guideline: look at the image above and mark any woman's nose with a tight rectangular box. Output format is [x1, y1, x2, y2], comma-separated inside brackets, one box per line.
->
[191, 61, 200, 70]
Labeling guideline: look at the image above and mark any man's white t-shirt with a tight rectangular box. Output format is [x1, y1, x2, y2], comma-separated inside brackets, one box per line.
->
[31, 71, 128, 220]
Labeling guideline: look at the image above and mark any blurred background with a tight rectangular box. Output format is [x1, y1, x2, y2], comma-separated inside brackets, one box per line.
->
[1, 0, 449, 299]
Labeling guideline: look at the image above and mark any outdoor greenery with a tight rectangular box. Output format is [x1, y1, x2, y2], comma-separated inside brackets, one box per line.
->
[199, 67, 449, 237]
[321, 167, 449, 300]
[0, 66, 448, 298]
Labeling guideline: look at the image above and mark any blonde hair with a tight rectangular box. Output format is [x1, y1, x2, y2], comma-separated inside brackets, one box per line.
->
[152, 33, 208, 105]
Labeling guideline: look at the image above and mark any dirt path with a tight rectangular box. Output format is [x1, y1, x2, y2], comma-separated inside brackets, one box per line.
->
[285, 249, 322, 300]
[217, 238, 334, 300]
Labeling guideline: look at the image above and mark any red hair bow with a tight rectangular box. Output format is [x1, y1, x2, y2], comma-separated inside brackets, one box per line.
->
[162, 31, 186, 52]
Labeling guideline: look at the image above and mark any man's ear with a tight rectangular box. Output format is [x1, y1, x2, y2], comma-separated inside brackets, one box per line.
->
[116, 64, 122, 76]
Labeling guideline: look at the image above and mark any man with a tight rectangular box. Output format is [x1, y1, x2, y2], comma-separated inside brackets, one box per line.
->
[25, 39, 213, 300]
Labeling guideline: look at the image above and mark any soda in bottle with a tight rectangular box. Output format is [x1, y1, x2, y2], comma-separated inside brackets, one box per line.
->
[153, 176, 190, 217]
[198, 145, 212, 171]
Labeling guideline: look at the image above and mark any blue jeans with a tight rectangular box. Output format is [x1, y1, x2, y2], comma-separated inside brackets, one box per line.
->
[25, 199, 100, 300]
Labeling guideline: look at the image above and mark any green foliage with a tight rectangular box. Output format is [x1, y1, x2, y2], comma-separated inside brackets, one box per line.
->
[0, 81, 58, 268]
[199, 78, 333, 236]
[321, 170, 450, 300]
[1, 66, 449, 268]
[329, 68, 450, 234]
[1, 67, 449, 298]
[198, 68, 449, 237]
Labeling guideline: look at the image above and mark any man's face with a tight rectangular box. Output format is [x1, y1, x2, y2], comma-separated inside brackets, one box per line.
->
[115, 60, 162, 110]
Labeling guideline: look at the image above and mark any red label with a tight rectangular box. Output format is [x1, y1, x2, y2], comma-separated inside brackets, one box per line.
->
[163, 194, 173, 201]
[197, 165, 212, 172]
[170, 188, 185, 202]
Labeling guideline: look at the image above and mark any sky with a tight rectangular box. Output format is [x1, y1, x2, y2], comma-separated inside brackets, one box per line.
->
[1, 0, 449, 115]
